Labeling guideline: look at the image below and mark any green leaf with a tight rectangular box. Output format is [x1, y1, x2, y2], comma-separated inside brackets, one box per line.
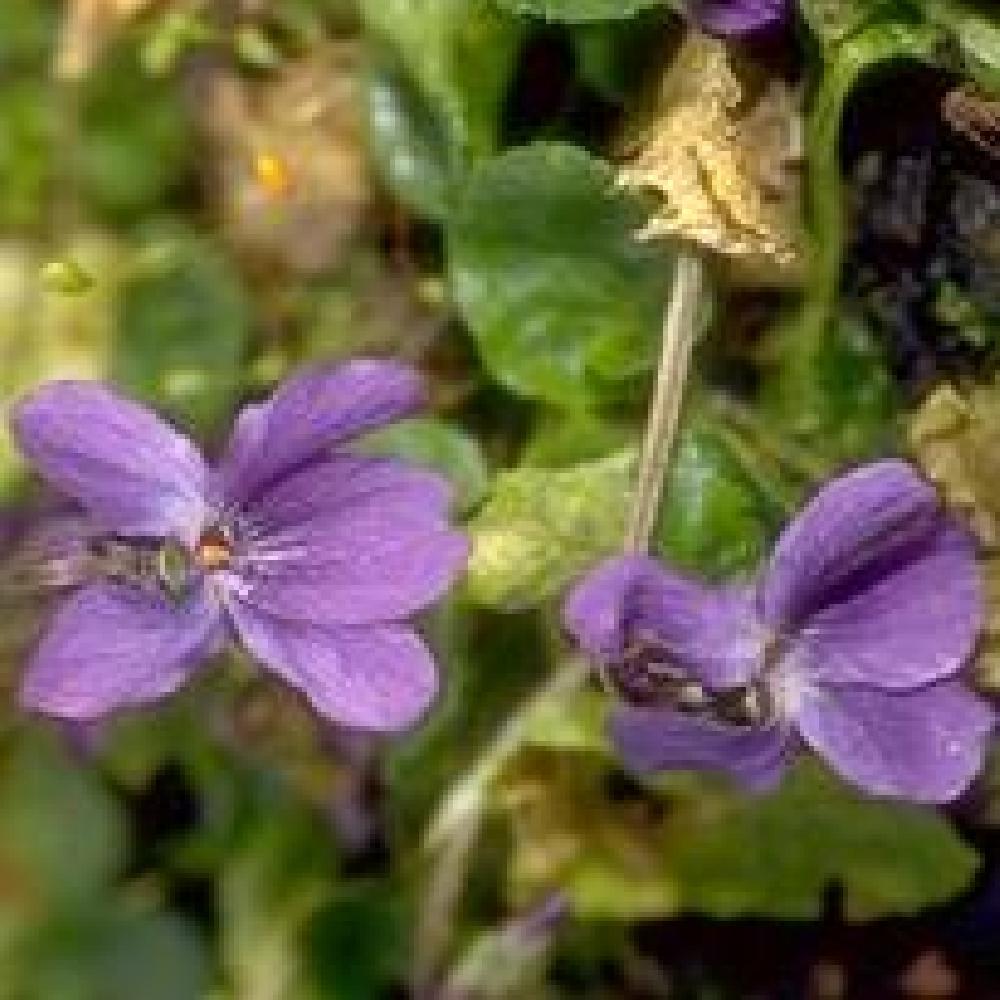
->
[521, 410, 634, 468]
[8, 907, 208, 1000]
[359, 0, 523, 216]
[653, 411, 789, 580]
[78, 39, 193, 221]
[449, 143, 670, 409]
[115, 224, 251, 434]
[760, 312, 899, 474]
[799, 0, 914, 48]
[362, 416, 490, 514]
[670, 760, 979, 920]
[363, 62, 455, 220]
[92, 911, 207, 1000]
[467, 397, 793, 607]
[493, 0, 668, 23]
[465, 448, 634, 608]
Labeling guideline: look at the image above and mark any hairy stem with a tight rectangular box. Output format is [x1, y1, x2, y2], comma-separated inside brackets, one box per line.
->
[413, 251, 707, 993]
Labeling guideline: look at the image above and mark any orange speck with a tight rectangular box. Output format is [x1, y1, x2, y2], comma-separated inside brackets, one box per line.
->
[254, 152, 292, 198]
[196, 528, 233, 571]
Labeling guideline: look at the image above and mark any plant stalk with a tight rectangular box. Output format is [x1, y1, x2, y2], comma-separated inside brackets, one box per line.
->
[624, 252, 706, 552]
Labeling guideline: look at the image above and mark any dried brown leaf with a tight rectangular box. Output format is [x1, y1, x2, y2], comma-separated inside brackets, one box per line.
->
[907, 383, 1000, 550]
[618, 33, 806, 287]
[907, 384, 1000, 691]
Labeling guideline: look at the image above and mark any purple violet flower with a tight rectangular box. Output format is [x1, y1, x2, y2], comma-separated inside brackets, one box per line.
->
[564, 460, 995, 803]
[11, 360, 469, 731]
[687, 0, 787, 36]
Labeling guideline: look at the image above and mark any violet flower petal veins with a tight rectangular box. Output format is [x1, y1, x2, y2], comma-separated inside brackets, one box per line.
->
[792, 521, 983, 691]
[218, 360, 426, 504]
[226, 598, 438, 731]
[11, 381, 209, 542]
[795, 679, 996, 804]
[237, 452, 454, 536]
[563, 554, 762, 691]
[688, 0, 787, 35]
[233, 495, 469, 626]
[21, 582, 226, 720]
[610, 705, 794, 792]
[762, 460, 942, 632]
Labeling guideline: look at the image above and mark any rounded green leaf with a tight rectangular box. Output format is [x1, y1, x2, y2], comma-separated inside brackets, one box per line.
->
[670, 760, 979, 920]
[450, 143, 670, 409]
[654, 414, 788, 580]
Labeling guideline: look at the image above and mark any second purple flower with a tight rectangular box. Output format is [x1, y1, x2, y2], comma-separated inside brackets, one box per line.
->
[12, 360, 469, 731]
[564, 461, 994, 803]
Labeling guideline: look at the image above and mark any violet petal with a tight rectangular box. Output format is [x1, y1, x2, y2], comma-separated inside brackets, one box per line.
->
[796, 679, 995, 803]
[761, 461, 942, 631]
[21, 582, 224, 720]
[563, 554, 763, 690]
[610, 705, 794, 791]
[240, 452, 453, 536]
[794, 521, 982, 690]
[226, 598, 437, 730]
[236, 458, 468, 626]
[11, 381, 209, 540]
[218, 360, 425, 504]
[239, 519, 468, 626]
[689, 0, 787, 35]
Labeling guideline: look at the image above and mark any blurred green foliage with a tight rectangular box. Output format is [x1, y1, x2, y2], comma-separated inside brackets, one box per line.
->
[115, 224, 251, 435]
[77, 38, 194, 222]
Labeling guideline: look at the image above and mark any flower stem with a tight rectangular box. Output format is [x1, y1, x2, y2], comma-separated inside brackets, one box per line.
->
[625, 252, 706, 552]
[413, 251, 707, 992]
[413, 656, 589, 996]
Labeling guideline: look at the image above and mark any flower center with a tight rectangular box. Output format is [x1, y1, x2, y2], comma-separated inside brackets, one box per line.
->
[613, 628, 783, 727]
[195, 526, 234, 572]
